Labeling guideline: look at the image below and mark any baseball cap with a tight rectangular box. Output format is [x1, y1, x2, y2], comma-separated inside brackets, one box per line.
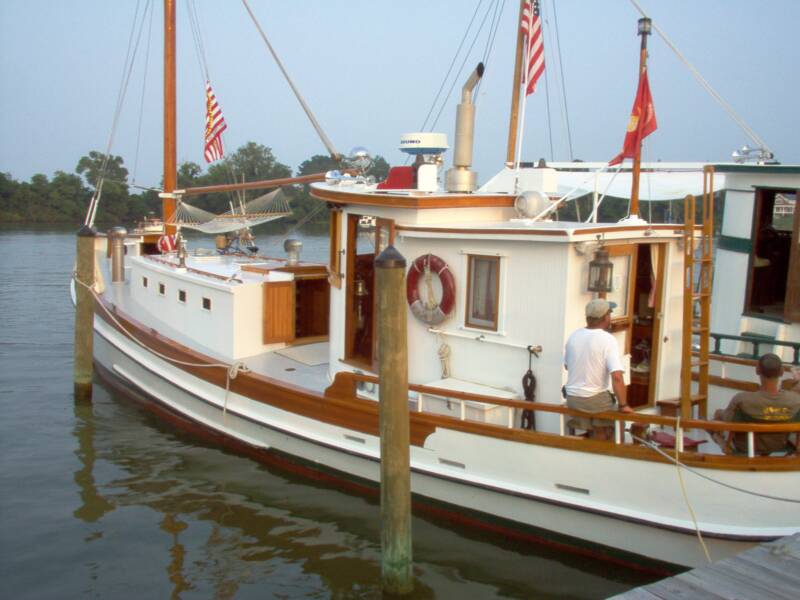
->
[585, 298, 617, 318]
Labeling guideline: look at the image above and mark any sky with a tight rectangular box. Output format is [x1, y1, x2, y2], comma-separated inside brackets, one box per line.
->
[1, 0, 798, 191]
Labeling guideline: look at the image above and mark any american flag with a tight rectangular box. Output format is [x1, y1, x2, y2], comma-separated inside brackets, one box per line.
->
[520, 0, 545, 96]
[204, 81, 227, 163]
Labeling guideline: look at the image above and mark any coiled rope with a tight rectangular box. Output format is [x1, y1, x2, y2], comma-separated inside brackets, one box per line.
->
[73, 273, 250, 422]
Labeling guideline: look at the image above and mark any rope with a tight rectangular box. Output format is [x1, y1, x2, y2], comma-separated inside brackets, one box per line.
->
[437, 334, 452, 379]
[628, 0, 773, 156]
[475, 0, 507, 99]
[629, 430, 800, 504]
[672, 416, 712, 563]
[241, 0, 340, 160]
[131, 1, 155, 187]
[73, 273, 250, 420]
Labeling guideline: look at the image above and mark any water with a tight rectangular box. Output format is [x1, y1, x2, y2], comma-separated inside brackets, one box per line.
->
[0, 228, 660, 599]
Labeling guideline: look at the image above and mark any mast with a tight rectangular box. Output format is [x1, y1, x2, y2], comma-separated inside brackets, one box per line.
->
[629, 17, 651, 219]
[163, 0, 177, 236]
[505, 0, 527, 167]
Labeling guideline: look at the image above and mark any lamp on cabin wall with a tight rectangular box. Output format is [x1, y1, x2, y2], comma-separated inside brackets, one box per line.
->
[587, 245, 614, 293]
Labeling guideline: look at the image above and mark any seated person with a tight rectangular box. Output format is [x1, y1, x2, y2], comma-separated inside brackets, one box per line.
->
[713, 353, 800, 455]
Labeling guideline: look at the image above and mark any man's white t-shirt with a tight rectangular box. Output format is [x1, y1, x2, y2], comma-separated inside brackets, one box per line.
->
[564, 327, 623, 397]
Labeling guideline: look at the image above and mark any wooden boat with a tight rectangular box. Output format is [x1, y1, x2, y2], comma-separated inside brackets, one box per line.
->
[79, 1, 800, 569]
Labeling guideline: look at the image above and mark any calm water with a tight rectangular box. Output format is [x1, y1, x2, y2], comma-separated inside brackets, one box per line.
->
[0, 228, 659, 599]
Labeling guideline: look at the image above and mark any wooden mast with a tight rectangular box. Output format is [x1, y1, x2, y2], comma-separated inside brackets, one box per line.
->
[163, 0, 177, 236]
[629, 18, 651, 219]
[505, 0, 527, 167]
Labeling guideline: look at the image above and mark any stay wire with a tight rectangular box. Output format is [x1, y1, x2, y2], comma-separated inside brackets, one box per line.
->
[550, 0, 573, 160]
[430, 1, 496, 131]
[132, 1, 155, 186]
[87, 0, 152, 227]
[419, 0, 486, 133]
[475, 0, 507, 100]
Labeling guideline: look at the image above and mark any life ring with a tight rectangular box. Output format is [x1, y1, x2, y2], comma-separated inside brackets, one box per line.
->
[406, 253, 456, 325]
[158, 234, 177, 254]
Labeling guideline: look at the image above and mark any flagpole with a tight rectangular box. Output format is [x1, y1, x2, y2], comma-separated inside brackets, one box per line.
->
[505, 0, 528, 167]
[629, 17, 651, 219]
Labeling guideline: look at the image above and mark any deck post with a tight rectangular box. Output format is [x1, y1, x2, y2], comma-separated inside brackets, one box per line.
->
[375, 245, 413, 595]
[74, 225, 96, 400]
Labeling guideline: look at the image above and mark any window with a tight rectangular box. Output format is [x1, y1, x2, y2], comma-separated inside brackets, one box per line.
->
[178, 289, 186, 303]
[142, 276, 148, 288]
[158, 282, 165, 296]
[202, 297, 211, 311]
[465, 255, 500, 330]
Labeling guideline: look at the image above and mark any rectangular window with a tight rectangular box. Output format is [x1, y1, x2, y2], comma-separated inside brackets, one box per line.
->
[465, 255, 500, 330]
[158, 282, 165, 296]
[142, 276, 148, 288]
[178, 290, 186, 303]
[202, 297, 211, 311]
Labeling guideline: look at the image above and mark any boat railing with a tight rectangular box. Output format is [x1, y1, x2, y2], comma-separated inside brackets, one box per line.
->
[327, 371, 800, 459]
[708, 332, 800, 366]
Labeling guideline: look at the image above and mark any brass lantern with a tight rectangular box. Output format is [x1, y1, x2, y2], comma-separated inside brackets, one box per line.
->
[587, 247, 613, 293]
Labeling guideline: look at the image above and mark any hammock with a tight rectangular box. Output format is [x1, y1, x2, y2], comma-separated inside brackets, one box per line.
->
[167, 189, 291, 234]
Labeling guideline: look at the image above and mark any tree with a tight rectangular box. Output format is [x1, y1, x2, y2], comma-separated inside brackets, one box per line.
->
[76, 151, 130, 223]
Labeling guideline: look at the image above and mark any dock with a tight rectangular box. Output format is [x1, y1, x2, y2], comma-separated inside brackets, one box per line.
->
[610, 533, 800, 599]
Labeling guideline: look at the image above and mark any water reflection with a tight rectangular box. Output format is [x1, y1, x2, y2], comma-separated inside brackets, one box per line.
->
[68, 374, 656, 599]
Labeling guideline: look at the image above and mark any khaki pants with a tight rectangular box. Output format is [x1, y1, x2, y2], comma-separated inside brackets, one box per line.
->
[566, 391, 615, 430]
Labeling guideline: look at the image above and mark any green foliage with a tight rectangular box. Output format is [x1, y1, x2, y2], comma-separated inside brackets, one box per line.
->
[0, 143, 420, 227]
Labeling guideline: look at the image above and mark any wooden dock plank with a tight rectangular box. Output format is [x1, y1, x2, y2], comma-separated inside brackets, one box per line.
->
[610, 533, 800, 599]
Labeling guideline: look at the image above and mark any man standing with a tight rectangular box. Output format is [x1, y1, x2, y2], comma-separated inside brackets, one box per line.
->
[564, 299, 633, 439]
[713, 353, 800, 455]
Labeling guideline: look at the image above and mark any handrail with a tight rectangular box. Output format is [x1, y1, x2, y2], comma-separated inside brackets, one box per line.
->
[329, 371, 800, 434]
[708, 332, 800, 366]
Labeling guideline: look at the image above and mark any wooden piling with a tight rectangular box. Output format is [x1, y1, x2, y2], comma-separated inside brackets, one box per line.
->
[375, 245, 413, 595]
[74, 225, 96, 400]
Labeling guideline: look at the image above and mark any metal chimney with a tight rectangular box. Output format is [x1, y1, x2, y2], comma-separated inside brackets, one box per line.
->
[445, 62, 484, 193]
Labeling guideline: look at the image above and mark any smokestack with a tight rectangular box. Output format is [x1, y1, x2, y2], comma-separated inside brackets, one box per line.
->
[446, 62, 484, 193]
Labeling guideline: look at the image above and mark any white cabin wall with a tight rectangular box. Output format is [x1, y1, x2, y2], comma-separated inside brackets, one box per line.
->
[231, 283, 266, 359]
[129, 261, 235, 359]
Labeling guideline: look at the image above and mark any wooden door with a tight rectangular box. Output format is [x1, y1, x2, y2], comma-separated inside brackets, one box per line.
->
[263, 280, 295, 344]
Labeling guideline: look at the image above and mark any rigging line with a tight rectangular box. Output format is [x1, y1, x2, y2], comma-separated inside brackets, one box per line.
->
[475, 0, 507, 100]
[419, 0, 485, 133]
[132, 0, 155, 186]
[187, 0, 211, 81]
[185, 0, 208, 82]
[629, 431, 800, 504]
[87, 0, 151, 227]
[550, 0, 573, 160]
[430, 1, 495, 131]
[542, 63, 554, 160]
[627, 0, 772, 155]
[240, 0, 341, 160]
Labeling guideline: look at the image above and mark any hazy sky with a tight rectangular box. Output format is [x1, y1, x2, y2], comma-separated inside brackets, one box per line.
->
[1, 0, 798, 190]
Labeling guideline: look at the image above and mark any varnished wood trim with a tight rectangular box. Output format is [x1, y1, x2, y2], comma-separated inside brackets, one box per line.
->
[93, 298, 799, 470]
[396, 225, 568, 236]
[182, 171, 335, 196]
[699, 351, 794, 372]
[572, 225, 689, 236]
[310, 186, 515, 209]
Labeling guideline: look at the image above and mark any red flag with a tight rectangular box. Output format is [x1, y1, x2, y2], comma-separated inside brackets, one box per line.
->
[204, 81, 227, 163]
[609, 70, 657, 166]
[520, 0, 545, 96]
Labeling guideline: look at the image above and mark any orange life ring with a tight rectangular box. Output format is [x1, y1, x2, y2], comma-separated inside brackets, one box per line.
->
[406, 253, 456, 325]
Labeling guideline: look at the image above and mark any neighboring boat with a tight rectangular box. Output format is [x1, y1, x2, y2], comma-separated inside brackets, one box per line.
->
[80, 1, 799, 569]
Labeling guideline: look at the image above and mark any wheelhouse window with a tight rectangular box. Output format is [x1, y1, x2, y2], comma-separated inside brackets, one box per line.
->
[465, 255, 500, 330]
[202, 297, 212, 311]
[142, 276, 148, 288]
[158, 282, 165, 296]
[178, 289, 186, 303]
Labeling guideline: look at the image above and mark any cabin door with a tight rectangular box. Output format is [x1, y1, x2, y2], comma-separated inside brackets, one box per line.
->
[344, 214, 394, 369]
[744, 188, 799, 322]
[607, 243, 666, 408]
